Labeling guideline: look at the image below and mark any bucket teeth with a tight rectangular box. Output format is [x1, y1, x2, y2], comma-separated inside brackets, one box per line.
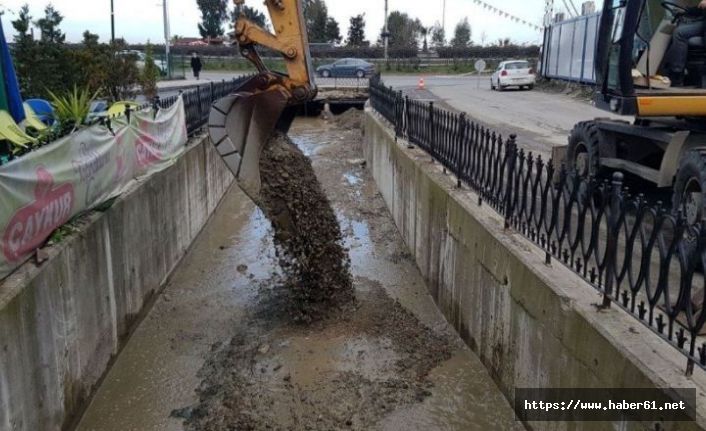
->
[208, 82, 288, 201]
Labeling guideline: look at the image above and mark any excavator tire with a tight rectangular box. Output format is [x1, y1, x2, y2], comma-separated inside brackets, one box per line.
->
[567, 121, 601, 179]
[672, 149, 706, 227]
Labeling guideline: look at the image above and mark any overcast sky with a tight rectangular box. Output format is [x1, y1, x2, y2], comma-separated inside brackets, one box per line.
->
[0, 0, 554, 46]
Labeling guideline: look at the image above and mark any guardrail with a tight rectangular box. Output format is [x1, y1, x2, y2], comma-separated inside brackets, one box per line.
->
[369, 75, 706, 374]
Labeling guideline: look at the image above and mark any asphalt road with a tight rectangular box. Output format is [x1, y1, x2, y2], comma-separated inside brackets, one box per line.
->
[381, 74, 625, 159]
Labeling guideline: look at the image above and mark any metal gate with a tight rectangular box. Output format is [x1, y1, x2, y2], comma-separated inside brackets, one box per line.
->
[541, 12, 601, 84]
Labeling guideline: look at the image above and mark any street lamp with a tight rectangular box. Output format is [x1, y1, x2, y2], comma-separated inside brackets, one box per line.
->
[162, 0, 172, 79]
[442, 0, 446, 32]
[382, 0, 389, 62]
[110, 0, 115, 42]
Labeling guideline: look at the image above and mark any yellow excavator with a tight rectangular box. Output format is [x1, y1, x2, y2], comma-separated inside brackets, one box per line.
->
[568, 0, 706, 224]
[208, 0, 316, 200]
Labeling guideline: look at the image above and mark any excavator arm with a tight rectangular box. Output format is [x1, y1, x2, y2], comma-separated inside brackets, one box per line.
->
[208, 0, 317, 200]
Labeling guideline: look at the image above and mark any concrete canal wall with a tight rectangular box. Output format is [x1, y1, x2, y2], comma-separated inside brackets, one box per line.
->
[0, 134, 234, 430]
[363, 108, 706, 431]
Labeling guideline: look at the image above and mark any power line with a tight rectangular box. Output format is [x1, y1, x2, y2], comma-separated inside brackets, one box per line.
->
[561, 0, 576, 17]
[470, 0, 543, 32]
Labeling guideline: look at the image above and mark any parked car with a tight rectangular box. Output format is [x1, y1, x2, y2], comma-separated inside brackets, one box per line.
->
[116, 50, 168, 76]
[490, 60, 535, 91]
[316, 58, 375, 78]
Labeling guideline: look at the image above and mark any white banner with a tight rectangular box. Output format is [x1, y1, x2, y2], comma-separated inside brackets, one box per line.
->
[0, 97, 188, 278]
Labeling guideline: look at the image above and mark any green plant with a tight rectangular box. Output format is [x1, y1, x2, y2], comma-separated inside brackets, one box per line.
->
[141, 43, 160, 99]
[47, 85, 100, 133]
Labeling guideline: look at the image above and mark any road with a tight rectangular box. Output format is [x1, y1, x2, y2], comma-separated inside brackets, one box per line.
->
[158, 72, 623, 158]
[382, 75, 625, 159]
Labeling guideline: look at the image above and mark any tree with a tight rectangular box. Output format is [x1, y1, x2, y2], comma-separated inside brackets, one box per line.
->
[35, 5, 65, 44]
[430, 22, 445, 48]
[304, 0, 328, 42]
[324, 17, 341, 44]
[231, 5, 268, 29]
[11, 3, 139, 102]
[141, 44, 160, 99]
[346, 14, 368, 47]
[196, 0, 228, 39]
[303, 0, 340, 43]
[82, 30, 99, 47]
[420, 26, 428, 52]
[451, 17, 471, 48]
[381, 11, 422, 49]
[11, 4, 37, 97]
[103, 39, 141, 102]
[11, 4, 32, 38]
[11, 4, 76, 98]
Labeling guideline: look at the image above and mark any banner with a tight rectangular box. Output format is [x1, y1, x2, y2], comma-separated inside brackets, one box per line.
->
[0, 97, 188, 279]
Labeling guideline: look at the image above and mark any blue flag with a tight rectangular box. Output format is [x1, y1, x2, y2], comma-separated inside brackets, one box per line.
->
[0, 17, 25, 124]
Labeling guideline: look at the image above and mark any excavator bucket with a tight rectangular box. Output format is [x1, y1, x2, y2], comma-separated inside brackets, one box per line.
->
[208, 78, 290, 201]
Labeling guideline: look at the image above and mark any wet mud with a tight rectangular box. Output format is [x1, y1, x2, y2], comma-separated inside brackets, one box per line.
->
[77, 110, 522, 431]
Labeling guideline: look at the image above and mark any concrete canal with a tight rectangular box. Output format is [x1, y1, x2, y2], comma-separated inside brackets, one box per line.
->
[75, 113, 522, 430]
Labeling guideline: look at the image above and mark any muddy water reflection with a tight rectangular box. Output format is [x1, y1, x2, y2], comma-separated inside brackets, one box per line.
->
[76, 117, 523, 431]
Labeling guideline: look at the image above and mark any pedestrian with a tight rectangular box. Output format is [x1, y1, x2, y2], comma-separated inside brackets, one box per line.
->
[190, 52, 203, 80]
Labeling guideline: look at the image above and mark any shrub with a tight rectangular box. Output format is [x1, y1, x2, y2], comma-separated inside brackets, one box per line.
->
[141, 44, 160, 99]
[47, 85, 100, 134]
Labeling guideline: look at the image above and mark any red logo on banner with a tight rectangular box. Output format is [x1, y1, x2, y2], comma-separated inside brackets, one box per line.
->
[135, 131, 162, 168]
[2, 167, 75, 262]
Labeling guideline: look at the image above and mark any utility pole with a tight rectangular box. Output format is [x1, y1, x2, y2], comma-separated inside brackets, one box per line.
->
[163, 0, 172, 79]
[442, 0, 446, 33]
[383, 0, 389, 62]
[110, 0, 115, 43]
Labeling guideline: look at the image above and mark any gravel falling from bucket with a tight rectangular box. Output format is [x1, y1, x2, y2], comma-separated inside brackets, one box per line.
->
[254, 131, 354, 322]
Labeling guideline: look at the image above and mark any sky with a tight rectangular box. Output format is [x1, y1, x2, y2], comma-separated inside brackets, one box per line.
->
[0, 0, 558, 46]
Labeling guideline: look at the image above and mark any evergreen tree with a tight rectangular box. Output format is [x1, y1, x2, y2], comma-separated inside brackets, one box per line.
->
[451, 17, 471, 48]
[35, 5, 65, 44]
[196, 0, 228, 39]
[141, 43, 160, 99]
[380, 11, 422, 49]
[430, 22, 445, 48]
[231, 5, 268, 29]
[304, 0, 329, 42]
[346, 14, 368, 47]
[420, 26, 428, 52]
[82, 30, 99, 47]
[11, 4, 32, 39]
[324, 17, 341, 44]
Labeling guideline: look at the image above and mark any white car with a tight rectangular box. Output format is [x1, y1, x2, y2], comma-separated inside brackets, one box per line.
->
[490, 60, 536, 91]
[117, 50, 168, 76]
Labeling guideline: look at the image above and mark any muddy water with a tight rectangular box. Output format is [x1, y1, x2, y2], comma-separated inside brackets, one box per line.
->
[76, 116, 523, 431]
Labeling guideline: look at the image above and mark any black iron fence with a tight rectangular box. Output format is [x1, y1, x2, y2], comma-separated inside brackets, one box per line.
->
[369, 76, 706, 373]
[157, 74, 254, 134]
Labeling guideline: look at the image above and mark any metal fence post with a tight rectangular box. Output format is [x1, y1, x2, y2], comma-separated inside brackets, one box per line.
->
[405, 96, 414, 148]
[504, 134, 518, 229]
[195, 85, 203, 124]
[152, 95, 160, 119]
[457, 113, 466, 189]
[602, 172, 623, 308]
[429, 101, 435, 161]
